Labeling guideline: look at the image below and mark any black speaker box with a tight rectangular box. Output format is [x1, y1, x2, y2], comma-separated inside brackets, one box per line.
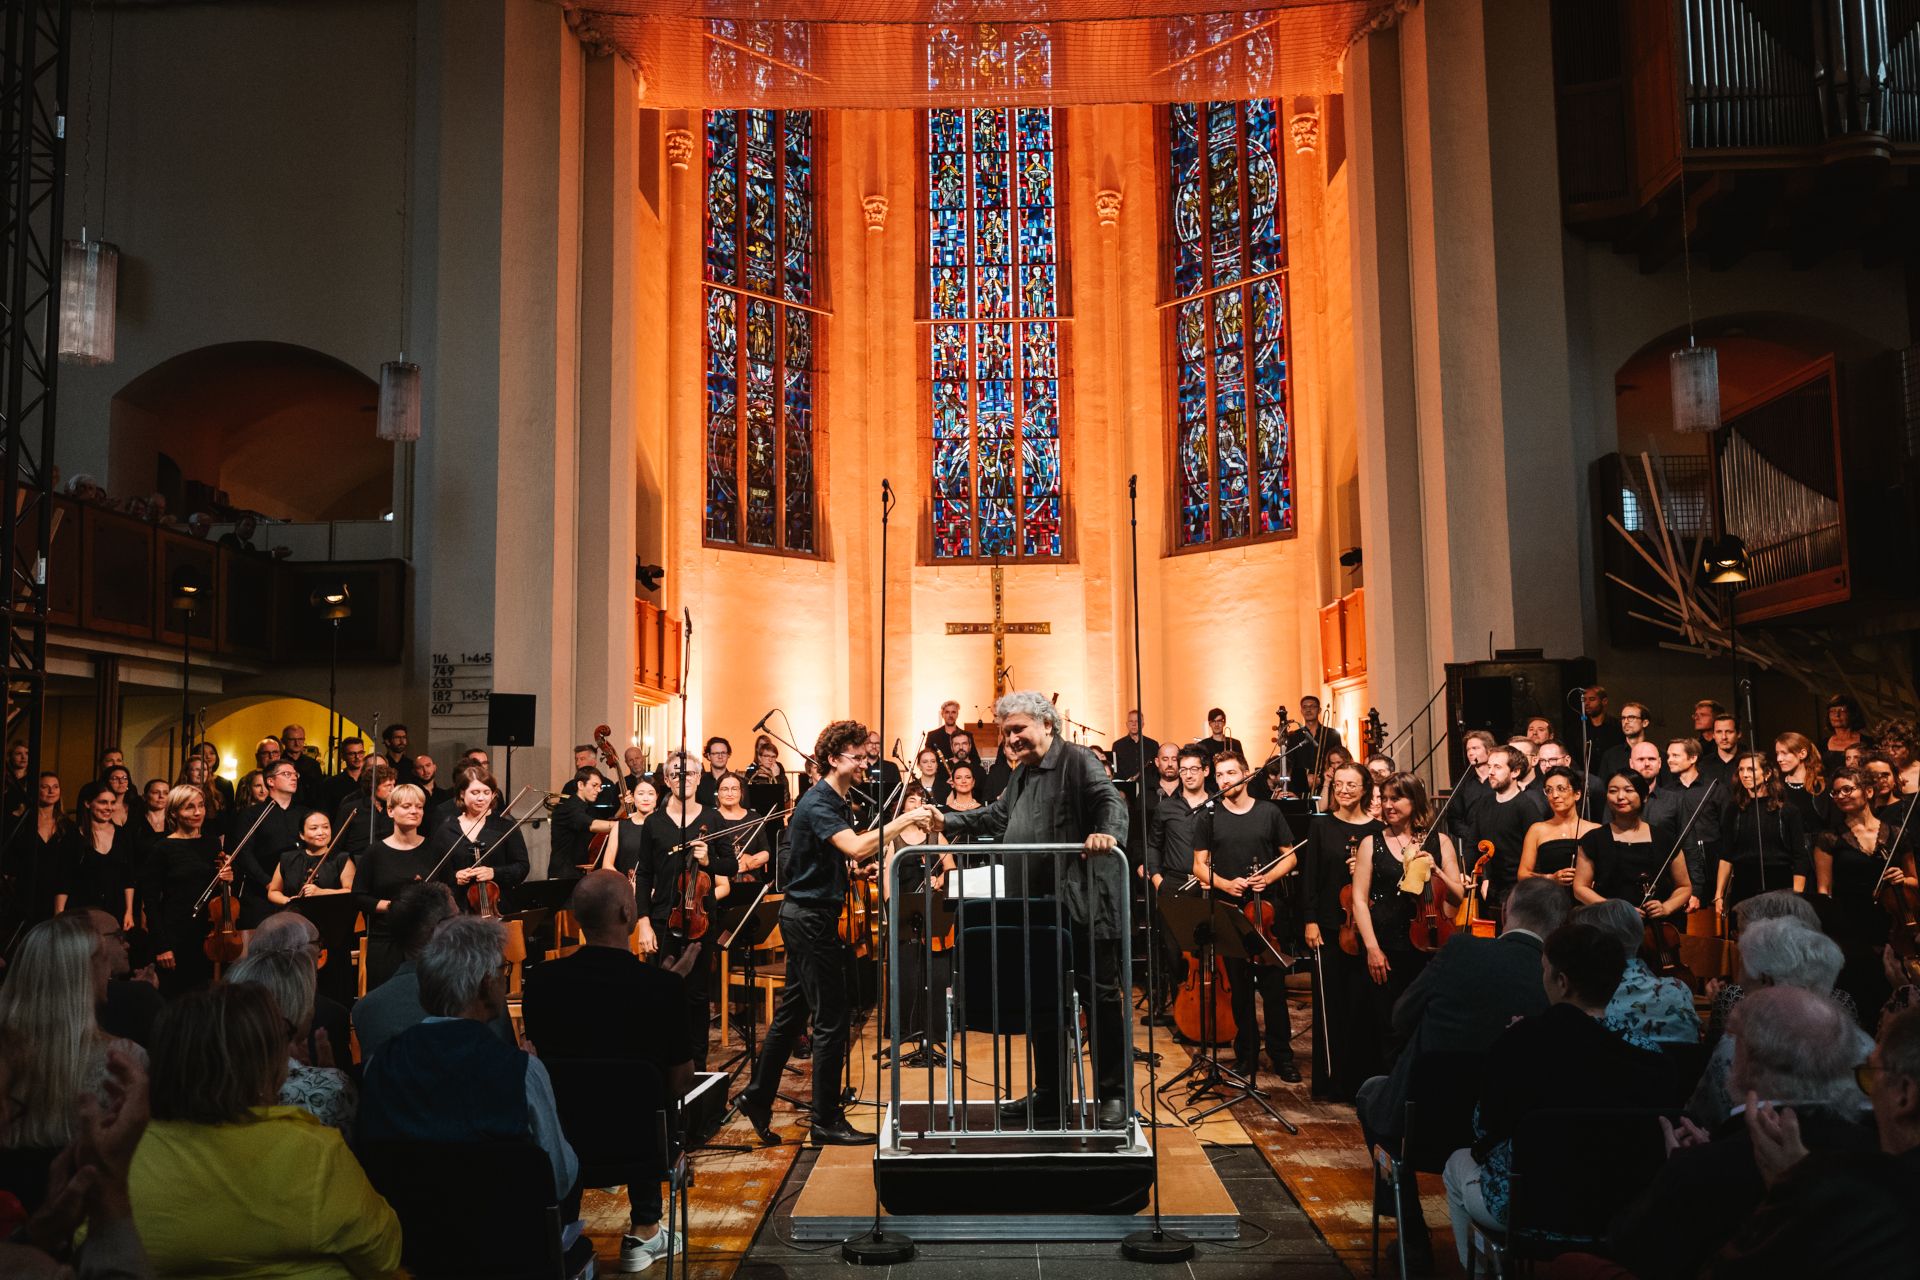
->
[1444, 657, 1597, 777]
[486, 693, 536, 747]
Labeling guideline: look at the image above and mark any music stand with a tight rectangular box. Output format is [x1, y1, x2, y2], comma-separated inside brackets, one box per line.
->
[1154, 893, 1296, 1132]
[715, 887, 808, 1110]
[881, 888, 956, 1070]
[294, 894, 362, 1005]
[502, 877, 578, 959]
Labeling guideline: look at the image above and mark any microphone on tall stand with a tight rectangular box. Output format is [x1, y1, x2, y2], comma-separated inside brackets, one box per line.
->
[752, 709, 775, 733]
[683, 607, 693, 637]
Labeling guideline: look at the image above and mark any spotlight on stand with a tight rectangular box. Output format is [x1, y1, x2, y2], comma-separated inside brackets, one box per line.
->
[636, 561, 666, 592]
[169, 566, 206, 615]
[1699, 535, 1749, 585]
[311, 583, 353, 770]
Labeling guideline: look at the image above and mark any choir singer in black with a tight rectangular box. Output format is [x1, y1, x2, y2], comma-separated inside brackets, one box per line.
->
[915, 690, 1132, 1127]
[734, 719, 927, 1146]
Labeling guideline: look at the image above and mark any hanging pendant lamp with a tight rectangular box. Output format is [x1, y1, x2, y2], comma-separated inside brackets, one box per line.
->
[58, 231, 119, 366]
[1669, 342, 1720, 433]
[376, 358, 421, 442]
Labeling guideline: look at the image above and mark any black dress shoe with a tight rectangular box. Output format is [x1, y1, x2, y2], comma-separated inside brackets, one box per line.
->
[1230, 1059, 1261, 1079]
[997, 1093, 1061, 1125]
[1274, 1059, 1302, 1084]
[734, 1096, 777, 1146]
[809, 1118, 877, 1146]
[1097, 1097, 1129, 1128]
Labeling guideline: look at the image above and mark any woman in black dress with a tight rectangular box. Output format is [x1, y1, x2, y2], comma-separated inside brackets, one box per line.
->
[17, 772, 78, 924]
[140, 785, 227, 997]
[266, 810, 357, 905]
[1300, 761, 1381, 1101]
[1350, 772, 1459, 1056]
[54, 781, 136, 927]
[1574, 770, 1691, 917]
[709, 773, 774, 887]
[355, 783, 437, 986]
[1518, 767, 1601, 886]
[1716, 752, 1808, 915]
[424, 766, 529, 913]
[603, 776, 662, 878]
[1776, 731, 1836, 856]
[1821, 695, 1867, 777]
[1816, 767, 1916, 1020]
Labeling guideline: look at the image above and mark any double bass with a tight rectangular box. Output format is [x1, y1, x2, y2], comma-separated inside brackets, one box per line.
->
[586, 724, 632, 865]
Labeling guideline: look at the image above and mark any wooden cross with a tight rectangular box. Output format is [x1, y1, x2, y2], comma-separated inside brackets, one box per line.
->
[945, 565, 1050, 701]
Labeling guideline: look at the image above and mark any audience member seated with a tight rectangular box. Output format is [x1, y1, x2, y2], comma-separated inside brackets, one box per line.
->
[225, 948, 358, 1134]
[351, 883, 517, 1062]
[357, 916, 579, 1207]
[0, 1028, 155, 1279]
[1442, 923, 1670, 1270]
[524, 870, 694, 1272]
[1577, 898, 1702, 1050]
[1687, 918, 1869, 1130]
[1704, 891, 1860, 1042]
[0, 916, 148, 1212]
[77, 908, 163, 1048]
[1590, 987, 1874, 1280]
[1355, 878, 1570, 1275]
[1706, 1005, 1920, 1275]
[128, 984, 401, 1277]
[247, 912, 352, 1068]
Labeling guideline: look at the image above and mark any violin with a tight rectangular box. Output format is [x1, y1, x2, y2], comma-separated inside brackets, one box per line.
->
[203, 868, 248, 967]
[1172, 953, 1236, 1045]
[667, 831, 713, 942]
[1241, 853, 1295, 966]
[839, 863, 878, 955]
[1337, 835, 1362, 956]
[1406, 828, 1456, 953]
[1639, 869, 1695, 985]
[1874, 809, 1920, 986]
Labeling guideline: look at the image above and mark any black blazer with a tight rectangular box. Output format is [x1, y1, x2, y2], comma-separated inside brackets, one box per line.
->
[1364, 929, 1551, 1136]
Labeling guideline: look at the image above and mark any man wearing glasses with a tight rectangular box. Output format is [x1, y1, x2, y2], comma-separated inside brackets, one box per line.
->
[733, 720, 925, 1147]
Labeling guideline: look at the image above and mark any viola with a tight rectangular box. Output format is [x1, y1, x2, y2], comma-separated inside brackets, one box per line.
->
[203, 877, 248, 966]
[1337, 835, 1362, 956]
[668, 838, 713, 942]
[1172, 953, 1236, 1045]
[1407, 830, 1456, 953]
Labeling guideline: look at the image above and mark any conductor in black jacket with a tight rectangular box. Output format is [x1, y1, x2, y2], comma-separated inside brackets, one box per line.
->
[1354, 878, 1570, 1272]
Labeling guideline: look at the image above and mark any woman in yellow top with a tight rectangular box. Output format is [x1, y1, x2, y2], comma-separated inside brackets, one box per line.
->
[129, 983, 402, 1278]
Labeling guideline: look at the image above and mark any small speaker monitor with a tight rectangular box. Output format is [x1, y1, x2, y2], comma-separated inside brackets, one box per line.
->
[486, 693, 537, 747]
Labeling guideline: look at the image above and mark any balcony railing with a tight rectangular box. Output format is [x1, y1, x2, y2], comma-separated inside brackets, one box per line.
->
[634, 598, 682, 700]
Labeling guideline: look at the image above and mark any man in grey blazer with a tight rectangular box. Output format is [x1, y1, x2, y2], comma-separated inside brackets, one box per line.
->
[1354, 878, 1572, 1274]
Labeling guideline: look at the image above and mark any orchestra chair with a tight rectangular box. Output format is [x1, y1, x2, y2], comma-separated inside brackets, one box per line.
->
[1367, 1051, 1487, 1280]
[358, 1140, 595, 1280]
[719, 944, 785, 1049]
[1465, 1107, 1674, 1278]
[543, 1057, 690, 1260]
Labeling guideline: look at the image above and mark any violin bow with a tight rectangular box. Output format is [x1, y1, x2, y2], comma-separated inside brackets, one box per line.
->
[1874, 791, 1919, 889]
[1660, 776, 1721, 906]
[193, 798, 278, 914]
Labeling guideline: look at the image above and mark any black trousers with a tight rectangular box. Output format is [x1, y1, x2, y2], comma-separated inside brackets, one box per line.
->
[653, 925, 715, 1071]
[1224, 954, 1293, 1067]
[741, 902, 852, 1125]
[1026, 935, 1128, 1101]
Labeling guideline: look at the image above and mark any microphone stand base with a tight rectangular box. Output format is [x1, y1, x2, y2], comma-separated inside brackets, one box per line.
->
[1121, 1229, 1195, 1263]
[841, 1231, 916, 1266]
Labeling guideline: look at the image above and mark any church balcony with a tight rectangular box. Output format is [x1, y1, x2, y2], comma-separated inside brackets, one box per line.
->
[633, 597, 682, 701]
[29, 495, 405, 673]
[1552, 0, 1920, 268]
[1593, 343, 1920, 646]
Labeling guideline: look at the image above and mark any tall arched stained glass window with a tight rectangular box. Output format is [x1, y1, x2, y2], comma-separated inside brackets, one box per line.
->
[704, 109, 819, 555]
[1166, 99, 1294, 550]
[926, 106, 1066, 561]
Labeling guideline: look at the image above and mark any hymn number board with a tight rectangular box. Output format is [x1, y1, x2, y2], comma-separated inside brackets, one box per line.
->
[945, 566, 1049, 701]
[429, 650, 493, 740]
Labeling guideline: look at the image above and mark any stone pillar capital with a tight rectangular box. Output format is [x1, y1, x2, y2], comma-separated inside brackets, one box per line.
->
[1094, 188, 1122, 227]
[665, 128, 694, 171]
[862, 193, 889, 232]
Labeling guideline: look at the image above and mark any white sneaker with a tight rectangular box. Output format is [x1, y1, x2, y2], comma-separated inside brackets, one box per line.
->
[617, 1235, 655, 1272]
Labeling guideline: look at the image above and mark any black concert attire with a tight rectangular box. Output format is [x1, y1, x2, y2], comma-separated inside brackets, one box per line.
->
[1819, 820, 1912, 1023]
[925, 724, 966, 760]
[273, 839, 359, 1002]
[1301, 813, 1381, 1101]
[1717, 800, 1806, 910]
[1596, 738, 1648, 783]
[1108, 734, 1160, 790]
[1570, 714, 1626, 764]
[1580, 824, 1677, 904]
[546, 795, 602, 881]
[1145, 790, 1206, 1007]
[1357, 832, 1435, 1052]
[290, 754, 328, 813]
[633, 806, 722, 1067]
[232, 799, 309, 927]
[273, 842, 351, 894]
[1466, 788, 1550, 912]
[424, 811, 531, 908]
[1194, 798, 1297, 1072]
[941, 741, 1131, 1108]
[1529, 830, 1587, 879]
[1783, 782, 1837, 854]
[694, 770, 722, 808]
[1190, 735, 1244, 769]
[323, 767, 369, 815]
[140, 833, 224, 997]
[55, 825, 138, 919]
[1282, 723, 1346, 791]
[14, 818, 78, 924]
[332, 793, 390, 860]
[981, 753, 1012, 805]
[382, 749, 420, 787]
[708, 809, 773, 889]
[1447, 768, 1492, 845]
[1647, 773, 1728, 897]
[354, 836, 440, 988]
[608, 817, 650, 877]
[743, 767, 791, 820]
[739, 778, 863, 1128]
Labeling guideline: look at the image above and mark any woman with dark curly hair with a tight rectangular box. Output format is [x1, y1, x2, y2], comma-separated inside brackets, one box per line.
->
[1821, 694, 1868, 774]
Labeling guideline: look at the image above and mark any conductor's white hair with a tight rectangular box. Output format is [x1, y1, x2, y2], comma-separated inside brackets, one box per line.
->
[994, 691, 1062, 735]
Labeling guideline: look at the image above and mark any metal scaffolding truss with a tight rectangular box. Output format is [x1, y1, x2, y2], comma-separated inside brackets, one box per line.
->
[1, 0, 69, 820]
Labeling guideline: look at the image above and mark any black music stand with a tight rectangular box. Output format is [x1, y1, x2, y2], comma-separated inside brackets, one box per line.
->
[882, 887, 956, 1070]
[716, 887, 808, 1108]
[294, 894, 362, 1004]
[1155, 893, 1296, 1132]
[502, 877, 579, 959]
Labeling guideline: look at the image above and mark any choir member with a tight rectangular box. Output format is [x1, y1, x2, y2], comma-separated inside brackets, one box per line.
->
[1816, 767, 1916, 1021]
[710, 773, 773, 885]
[54, 781, 137, 927]
[1716, 751, 1808, 914]
[1821, 694, 1867, 775]
[1301, 760, 1381, 1101]
[1350, 773, 1460, 1053]
[924, 699, 965, 759]
[1596, 702, 1653, 780]
[355, 781, 437, 987]
[101, 764, 133, 826]
[1647, 737, 1725, 906]
[1574, 770, 1690, 916]
[141, 784, 227, 996]
[19, 771, 78, 924]
[266, 811, 355, 905]
[1517, 767, 1602, 887]
[1281, 695, 1345, 795]
[1775, 731, 1835, 842]
[426, 766, 529, 910]
[324, 736, 370, 812]
[332, 760, 394, 859]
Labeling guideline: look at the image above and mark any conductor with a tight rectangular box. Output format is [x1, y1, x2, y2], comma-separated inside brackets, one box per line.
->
[915, 690, 1131, 1127]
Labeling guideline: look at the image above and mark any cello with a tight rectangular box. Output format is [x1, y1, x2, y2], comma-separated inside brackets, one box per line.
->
[1455, 840, 1497, 939]
[1172, 950, 1236, 1045]
[586, 723, 631, 865]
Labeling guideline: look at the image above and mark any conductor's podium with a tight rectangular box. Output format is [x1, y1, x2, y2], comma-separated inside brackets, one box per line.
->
[877, 1100, 1153, 1217]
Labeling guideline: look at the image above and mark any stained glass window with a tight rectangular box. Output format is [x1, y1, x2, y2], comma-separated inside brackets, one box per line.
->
[704, 109, 818, 554]
[926, 106, 1065, 561]
[1167, 99, 1294, 549]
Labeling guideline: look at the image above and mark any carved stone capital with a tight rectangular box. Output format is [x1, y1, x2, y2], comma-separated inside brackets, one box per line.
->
[863, 193, 889, 232]
[665, 128, 694, 171]
[1289, 112, 1321, 155]
[1094, 188, 1122, 228]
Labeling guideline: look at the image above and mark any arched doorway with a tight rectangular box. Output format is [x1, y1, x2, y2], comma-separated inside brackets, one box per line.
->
[129, 694, 366, 787]
[109, 341, 391, 522]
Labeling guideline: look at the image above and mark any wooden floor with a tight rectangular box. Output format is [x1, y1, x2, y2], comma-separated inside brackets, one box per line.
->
[579, 984, 1453, 1278]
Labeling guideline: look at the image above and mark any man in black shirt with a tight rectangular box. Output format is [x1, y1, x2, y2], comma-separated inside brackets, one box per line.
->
[548, 768, 620, 880]
[1595, 699, 1650, 781]
[1447, 731, 1496, 845]
[325, 736, 370, 813]
[1193, 751, 1300, 1081]
[1108, 710, 1159, 791]
[235, 758, 308, 926]
[1191, 707, 1242, 769]
[1466, 745, 1550, 912]
[734, 719, 924, 1147]
[524, 870, 692, 1270]
[925, 700, 966, 760]
[381, 723, 420, 786]
[1143, 744, 1207, 1019]
[279, 723, 327, 812]
[1647, 737, 1725, 910]
[1281, 696, 1346, 795]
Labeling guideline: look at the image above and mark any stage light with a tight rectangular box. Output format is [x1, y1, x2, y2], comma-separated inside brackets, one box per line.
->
[1699, 535, 1749, 585]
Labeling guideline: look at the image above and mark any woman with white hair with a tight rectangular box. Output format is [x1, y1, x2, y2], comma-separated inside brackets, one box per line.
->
[1576, 898, 1701, 1050]
[1687, 917, 1871, 1128]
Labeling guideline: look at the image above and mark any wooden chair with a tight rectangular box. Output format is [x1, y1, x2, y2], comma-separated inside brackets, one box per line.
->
[358, 1140, 594, 1279]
